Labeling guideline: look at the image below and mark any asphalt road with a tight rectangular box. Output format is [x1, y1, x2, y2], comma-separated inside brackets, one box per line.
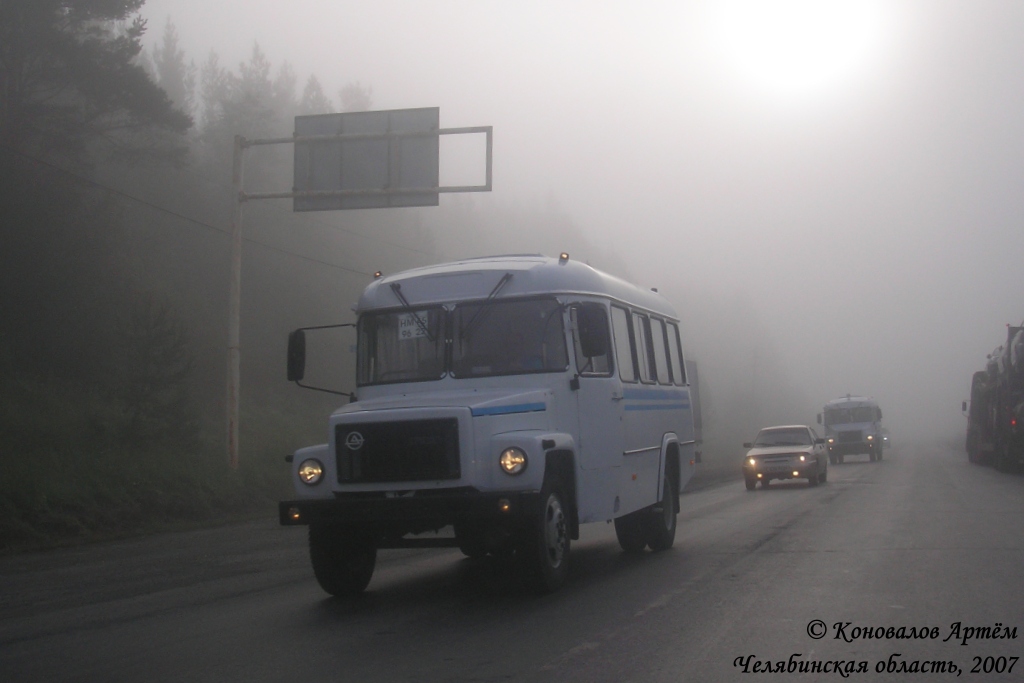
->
[3, 442, 1022, 682]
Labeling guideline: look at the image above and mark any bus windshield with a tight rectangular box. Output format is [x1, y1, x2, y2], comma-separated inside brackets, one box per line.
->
[451, 298, 568, 378]
[824, 407, 876, 425]
[357, 307, 446, 385]
[357, 298, 570, 384]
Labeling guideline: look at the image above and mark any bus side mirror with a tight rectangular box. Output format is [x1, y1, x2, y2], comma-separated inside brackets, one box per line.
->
[877, 408, 883, 420]
[576, 305, 609, 358]
[287, 329, 306, 382]
[962, 401, 967, 413]
[816, 413, 822, 424]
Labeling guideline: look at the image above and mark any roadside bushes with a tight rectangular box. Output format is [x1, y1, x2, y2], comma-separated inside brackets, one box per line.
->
[0, 332, 286, 552]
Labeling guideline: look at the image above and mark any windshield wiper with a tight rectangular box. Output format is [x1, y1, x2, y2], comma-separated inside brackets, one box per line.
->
[461, 272, 514, 342]
[389, 282, 434, 341]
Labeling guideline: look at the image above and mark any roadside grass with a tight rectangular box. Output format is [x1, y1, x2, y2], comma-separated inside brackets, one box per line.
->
[0, 377, 309, 553]
[0, 443, 289, 552]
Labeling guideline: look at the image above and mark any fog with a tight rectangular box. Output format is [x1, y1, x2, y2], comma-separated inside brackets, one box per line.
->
[139, 0, 1024, 450]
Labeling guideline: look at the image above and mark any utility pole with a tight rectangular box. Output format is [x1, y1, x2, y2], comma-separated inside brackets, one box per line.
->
[227, 134, 245, 469]
[751, 347, 759, 429]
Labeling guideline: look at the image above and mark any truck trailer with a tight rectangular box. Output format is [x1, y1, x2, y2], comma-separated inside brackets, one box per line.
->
[964, 324, 1024, 471]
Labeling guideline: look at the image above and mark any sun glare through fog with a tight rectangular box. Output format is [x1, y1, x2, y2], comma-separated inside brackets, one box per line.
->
[710, 1, 884, 95]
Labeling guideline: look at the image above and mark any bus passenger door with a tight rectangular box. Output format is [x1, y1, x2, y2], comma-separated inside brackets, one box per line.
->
[618, 311, 663, 512]
[570, 303, 623, 472]
[576, 375, 623, 472]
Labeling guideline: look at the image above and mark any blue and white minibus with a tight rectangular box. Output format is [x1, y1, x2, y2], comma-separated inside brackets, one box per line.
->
[280, 254, 698, 594]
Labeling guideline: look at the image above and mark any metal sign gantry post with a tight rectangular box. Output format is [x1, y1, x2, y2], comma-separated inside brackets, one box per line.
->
[226, 122, 493, 468]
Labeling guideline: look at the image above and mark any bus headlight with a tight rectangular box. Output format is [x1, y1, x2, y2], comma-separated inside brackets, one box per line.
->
[298, 459, 324, 485]
[867, 435, 874, 441]
[499, 447, 528, 475]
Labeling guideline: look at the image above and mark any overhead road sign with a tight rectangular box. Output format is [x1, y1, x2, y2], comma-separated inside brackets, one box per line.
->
[224, 108, 492, 468]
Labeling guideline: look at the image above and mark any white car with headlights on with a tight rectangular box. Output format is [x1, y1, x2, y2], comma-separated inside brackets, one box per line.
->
[742, 425, 827, 490]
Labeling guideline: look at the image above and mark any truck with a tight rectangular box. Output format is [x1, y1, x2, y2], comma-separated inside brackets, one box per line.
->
[963, 324, 1024, 471]
[817, 395, 884, 464]
[279, 254, 699, 594]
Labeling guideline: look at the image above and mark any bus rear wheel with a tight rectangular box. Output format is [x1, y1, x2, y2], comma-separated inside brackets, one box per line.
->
[643, 474, 678, 552]
[614, 512, 647, 553]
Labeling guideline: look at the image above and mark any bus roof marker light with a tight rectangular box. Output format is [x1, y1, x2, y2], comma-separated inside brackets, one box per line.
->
[374, 270, 383, 279]
[559, 252, 569, 263]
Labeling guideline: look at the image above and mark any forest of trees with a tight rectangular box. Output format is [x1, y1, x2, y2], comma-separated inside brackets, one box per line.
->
[0, 1, 630, 548]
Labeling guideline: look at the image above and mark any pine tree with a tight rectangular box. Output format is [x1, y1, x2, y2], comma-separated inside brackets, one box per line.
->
[152, 19, 196, 119]
[196, 51, 228, 127]
[272, 62, 298, 124]
[339, 81, 373, 112]
[0, 0, 192, 166]
[298, 76, 334, 116]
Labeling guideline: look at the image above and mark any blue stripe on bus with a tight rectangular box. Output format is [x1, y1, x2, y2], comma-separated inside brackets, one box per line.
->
[622, 388, 689, 401]
[471, 402, 547, 417]
[625, 402, 690, 412]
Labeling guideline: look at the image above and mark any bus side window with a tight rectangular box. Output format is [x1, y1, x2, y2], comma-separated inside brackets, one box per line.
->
[650, 318, 671, 384]
[632, 313, 654, 383]
[571, 303, 612, 376]
[667, 322, 686, 385]
[611, 306, 637, 383]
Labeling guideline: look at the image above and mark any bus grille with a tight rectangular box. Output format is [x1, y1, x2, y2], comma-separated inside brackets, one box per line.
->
[335, 418, 460, 483]
[836, 431, 862, 443]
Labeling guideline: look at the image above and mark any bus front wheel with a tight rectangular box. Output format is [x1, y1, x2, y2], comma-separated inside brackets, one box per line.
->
[520, 477, 570, 593]
[308, 524, 376, 597]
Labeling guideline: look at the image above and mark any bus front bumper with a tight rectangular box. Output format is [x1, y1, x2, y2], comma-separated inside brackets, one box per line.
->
[279, 488, 543, 528]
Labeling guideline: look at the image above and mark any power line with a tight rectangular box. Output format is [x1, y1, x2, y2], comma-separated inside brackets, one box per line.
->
[163, 155, 444, 260]
[1, 144, 380, 279]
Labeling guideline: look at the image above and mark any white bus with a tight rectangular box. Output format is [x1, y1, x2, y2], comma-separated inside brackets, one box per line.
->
[817, 395, 884, 464]
[280, 254, 698, 594]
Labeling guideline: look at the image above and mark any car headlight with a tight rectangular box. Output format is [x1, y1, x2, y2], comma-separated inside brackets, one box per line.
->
[298, 459, 324, 485]
[799, 455, 807, 462]
[499, 447, 528, 475]
[747, 457, 757, 467]
[827, 438, 834, 444]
